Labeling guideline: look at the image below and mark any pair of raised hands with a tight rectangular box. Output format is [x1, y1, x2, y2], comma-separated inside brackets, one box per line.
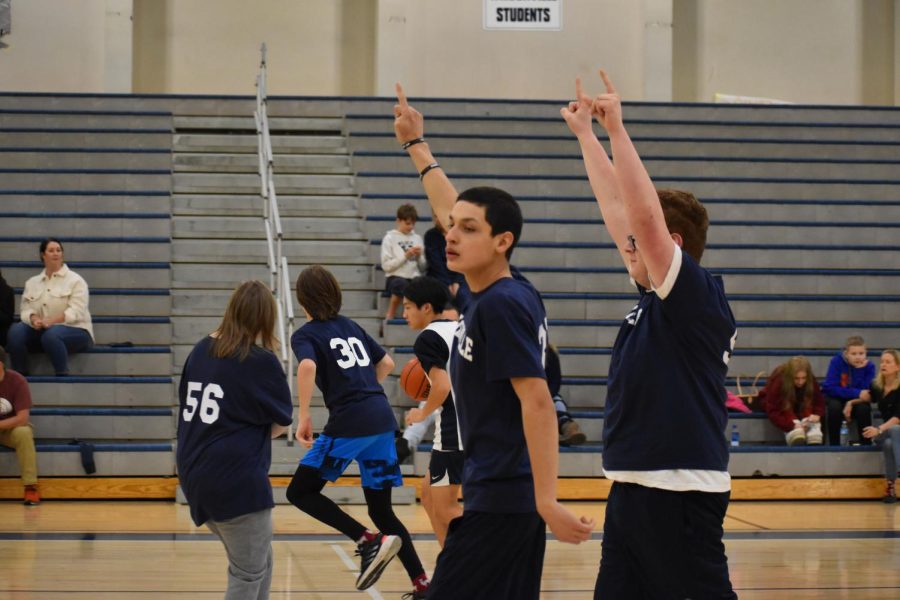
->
[393, 69, 624, 144]
[560, 69, 623, 139]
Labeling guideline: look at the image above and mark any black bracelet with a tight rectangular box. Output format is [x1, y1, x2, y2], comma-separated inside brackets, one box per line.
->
[402, 137, 425, 150]
[419, 162, 441, 180]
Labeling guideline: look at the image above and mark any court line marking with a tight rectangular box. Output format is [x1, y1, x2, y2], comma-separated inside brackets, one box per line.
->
[330, 543, 385, 600]
[2, 587, 898, 595]
[725, 513, 770, 530]
[1, 529, 898, 541]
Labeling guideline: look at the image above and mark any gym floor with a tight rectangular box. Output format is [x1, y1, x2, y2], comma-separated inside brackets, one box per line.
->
[0, 500, 897, 599]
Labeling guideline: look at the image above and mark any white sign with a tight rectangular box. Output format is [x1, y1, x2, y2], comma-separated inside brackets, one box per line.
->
[484, 0, 562, 31]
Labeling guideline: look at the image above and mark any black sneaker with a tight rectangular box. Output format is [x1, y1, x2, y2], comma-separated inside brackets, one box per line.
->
[355, 534, 401, 590]
[401, 590, 427, 599]
[396, 437, 412, 463]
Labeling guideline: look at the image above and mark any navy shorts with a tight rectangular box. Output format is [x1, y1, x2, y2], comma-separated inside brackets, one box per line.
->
[428, 450, 464, 487]
[385, 276, 411, 297]
[427, 511, 546, 599]
[300, 431, 403, 490]
[595, 481, 736, 599]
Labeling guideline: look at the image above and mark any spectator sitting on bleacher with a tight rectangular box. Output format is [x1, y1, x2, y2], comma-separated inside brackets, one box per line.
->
[0, 346, 40, 505]
[861, 349, 900, 503]
[424, 215, 468, 313]
[822, 335, 875, 446]
[545, 344, 586, 446]
[381, 204, 427, 321]
[759, 356, 825, 446]
[6, 238, 94, 376]
[0, 269, 13, 347]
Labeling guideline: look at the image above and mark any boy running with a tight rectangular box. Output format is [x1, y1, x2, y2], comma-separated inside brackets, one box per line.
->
[286, 265, 430, 598]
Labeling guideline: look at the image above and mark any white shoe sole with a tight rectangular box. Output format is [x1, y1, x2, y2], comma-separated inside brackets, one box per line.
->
[356, 535, 402, 590]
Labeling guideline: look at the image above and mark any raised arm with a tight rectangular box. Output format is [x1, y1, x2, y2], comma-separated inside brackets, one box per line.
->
[561, 78, 630, 268]
[593, 70, 674, 287]
[394, 83, 457, 232]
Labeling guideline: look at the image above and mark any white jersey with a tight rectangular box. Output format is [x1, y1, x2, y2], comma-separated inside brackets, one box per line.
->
[420, 320, 462, 451]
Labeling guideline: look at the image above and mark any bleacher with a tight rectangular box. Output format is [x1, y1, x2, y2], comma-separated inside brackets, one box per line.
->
[0, 104, 175, 478]
[0, 93, 897, 500]
[347, 97, 900, 488]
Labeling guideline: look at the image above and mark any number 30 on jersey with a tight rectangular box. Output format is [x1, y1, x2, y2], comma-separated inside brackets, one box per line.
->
[330, 337, 371, 369]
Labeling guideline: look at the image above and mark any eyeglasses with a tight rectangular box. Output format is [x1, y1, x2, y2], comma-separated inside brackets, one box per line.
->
[626, 235, 638, 252]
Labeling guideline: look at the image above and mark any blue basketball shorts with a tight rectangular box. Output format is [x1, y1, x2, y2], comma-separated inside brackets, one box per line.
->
[300, 431, 403, 490]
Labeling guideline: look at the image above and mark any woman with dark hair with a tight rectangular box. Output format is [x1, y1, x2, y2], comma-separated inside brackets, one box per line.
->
[176, 280, 293, 600]
[5, 238, 93, 376]
[760, 356, 825, 445]
[0, 268, 14, 347]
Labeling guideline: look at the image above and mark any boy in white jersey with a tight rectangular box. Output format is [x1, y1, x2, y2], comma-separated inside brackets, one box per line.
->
[562, 72, 737, 599]
[402, 275, 463, 547]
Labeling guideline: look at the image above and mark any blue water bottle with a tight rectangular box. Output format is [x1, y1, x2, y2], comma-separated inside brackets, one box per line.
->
[730, 424, 740, 447]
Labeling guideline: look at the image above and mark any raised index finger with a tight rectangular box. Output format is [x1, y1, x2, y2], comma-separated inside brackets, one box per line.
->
[598, 69, 617, 95]
[395, 82, 409, 108]
[575, 77, 585, 101]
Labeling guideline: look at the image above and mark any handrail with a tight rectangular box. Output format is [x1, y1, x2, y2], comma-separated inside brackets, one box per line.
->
[256, 43, 296, 444]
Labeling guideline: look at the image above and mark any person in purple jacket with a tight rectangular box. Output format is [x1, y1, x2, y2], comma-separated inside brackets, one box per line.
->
[822, 335, 876, 445]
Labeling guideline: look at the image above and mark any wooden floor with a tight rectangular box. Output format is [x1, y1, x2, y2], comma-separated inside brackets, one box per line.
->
[0, 500, 898, 599]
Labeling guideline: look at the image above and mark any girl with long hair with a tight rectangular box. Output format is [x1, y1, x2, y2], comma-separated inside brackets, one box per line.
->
[760, 356, 826, 445]
[176, 280, 293, 600]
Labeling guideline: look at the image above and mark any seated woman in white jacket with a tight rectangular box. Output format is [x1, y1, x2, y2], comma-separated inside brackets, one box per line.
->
[6, 238, 94, 376]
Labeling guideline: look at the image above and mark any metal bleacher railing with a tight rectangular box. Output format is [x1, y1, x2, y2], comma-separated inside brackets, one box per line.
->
[255, 44, 296, 440]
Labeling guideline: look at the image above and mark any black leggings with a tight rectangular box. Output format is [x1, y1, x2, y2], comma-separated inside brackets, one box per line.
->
[286, 465, 424, 579]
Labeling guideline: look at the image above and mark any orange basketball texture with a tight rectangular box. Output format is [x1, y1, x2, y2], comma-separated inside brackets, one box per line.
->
[400, 357, 430, 400]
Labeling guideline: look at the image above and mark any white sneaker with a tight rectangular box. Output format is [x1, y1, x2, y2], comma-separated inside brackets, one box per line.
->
[786, 427, 807, 446]
[806, 422, 823, 445]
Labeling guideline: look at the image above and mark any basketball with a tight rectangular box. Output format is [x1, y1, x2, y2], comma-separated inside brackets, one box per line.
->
[400, 357, 430, 400]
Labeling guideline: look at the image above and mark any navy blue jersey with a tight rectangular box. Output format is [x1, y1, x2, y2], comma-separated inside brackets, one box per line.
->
[451, 277, 548, 513]
[291, 316, 396, 437]
[603, 249, 736, 472]
[414, 319, 462, 451]
[176, 337, 293, 526]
